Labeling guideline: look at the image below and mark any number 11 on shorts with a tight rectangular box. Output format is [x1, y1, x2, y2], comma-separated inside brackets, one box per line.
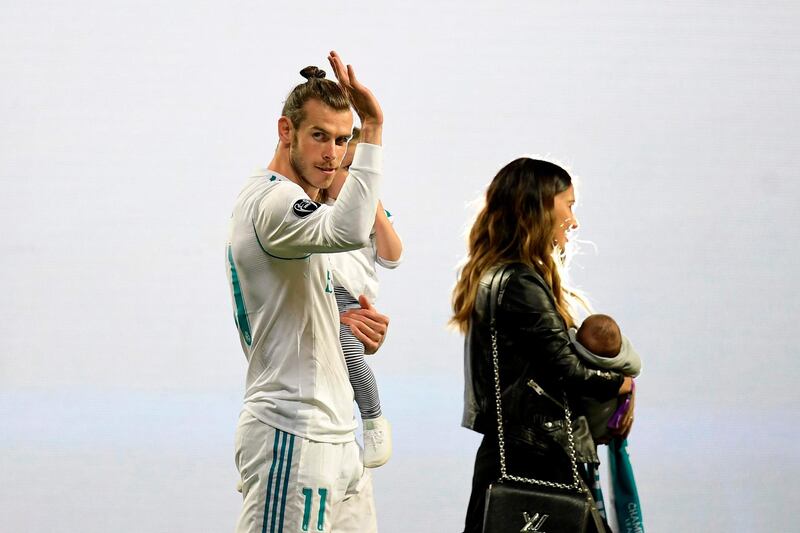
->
[301, 487, 328, 531]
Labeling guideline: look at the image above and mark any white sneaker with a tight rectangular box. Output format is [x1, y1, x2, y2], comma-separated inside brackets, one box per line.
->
[363, 415, 392, 468]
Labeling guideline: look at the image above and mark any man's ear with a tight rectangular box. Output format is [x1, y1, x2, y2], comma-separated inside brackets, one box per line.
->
[277, 117, 293, 145]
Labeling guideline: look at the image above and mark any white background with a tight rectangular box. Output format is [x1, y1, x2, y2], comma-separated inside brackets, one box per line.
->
[2, 1, 798, 531]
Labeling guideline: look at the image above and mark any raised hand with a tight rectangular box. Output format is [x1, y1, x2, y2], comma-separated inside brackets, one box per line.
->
[328, 50, 383, 144]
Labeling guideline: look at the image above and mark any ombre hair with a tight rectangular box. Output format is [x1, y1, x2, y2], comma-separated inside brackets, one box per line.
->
[451, 158, 576, 332]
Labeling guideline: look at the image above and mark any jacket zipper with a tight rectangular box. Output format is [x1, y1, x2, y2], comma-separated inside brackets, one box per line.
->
[526, 379, 565, 409]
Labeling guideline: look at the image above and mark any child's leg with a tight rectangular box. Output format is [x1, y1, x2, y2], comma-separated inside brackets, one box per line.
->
[340, 322, 383, 419]
[334, 286, 391, 467]
[335, 287, 383, 419]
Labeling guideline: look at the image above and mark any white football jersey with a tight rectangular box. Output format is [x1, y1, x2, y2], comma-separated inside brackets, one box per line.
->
[226, 144, 382, 443]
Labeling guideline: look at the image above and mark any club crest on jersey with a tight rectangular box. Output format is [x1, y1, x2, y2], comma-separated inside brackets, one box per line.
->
[292, 199, 320, 218]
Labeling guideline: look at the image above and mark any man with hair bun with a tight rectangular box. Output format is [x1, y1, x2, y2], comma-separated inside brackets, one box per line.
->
[225, 51, 386, 533]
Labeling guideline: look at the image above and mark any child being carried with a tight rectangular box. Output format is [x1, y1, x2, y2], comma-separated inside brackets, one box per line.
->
[569, 314, 641, 442]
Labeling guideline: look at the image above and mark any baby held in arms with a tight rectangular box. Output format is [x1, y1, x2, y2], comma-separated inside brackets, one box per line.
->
[569, 314, 641, 442]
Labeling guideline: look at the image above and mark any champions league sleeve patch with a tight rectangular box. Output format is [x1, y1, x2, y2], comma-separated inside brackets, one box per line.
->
[292, 199, 321, 218]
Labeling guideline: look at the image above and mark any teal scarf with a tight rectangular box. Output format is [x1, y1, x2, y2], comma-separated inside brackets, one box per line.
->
[609, 438, 645, 533]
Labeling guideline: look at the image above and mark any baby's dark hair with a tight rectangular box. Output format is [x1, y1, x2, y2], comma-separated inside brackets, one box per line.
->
[576, 314, 622, 358]
[281, 66, 351, 127]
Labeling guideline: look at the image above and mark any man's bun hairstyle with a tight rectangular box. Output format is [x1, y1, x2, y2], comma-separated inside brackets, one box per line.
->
[299, 66, 327, 80]
[282, 65, 350, 127]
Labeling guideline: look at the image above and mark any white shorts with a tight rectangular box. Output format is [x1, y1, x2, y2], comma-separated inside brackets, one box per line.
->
[234, 411, 377, 533]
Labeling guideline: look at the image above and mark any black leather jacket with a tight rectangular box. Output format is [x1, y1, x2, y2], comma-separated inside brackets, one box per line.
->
[462, 264, 624, 462]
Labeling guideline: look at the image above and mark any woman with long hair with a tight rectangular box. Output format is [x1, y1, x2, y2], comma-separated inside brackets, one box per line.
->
[452, 158, 634, 532]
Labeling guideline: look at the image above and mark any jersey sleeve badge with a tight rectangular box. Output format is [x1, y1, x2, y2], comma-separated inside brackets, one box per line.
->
[292, 199, 321, 218]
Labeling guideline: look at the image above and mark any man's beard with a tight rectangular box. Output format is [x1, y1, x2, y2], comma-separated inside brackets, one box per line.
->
[289, 139, 331, 192]
[289, 145, 310, 184]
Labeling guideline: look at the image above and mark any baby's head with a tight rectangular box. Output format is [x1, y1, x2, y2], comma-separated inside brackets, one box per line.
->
[576, 314, 621, 358]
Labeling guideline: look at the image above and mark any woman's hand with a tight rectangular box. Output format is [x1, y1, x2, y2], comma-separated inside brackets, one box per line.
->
[618, 376, 633, 395]
[340, 295, 390, 355]
[613, 380, 636, 439]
